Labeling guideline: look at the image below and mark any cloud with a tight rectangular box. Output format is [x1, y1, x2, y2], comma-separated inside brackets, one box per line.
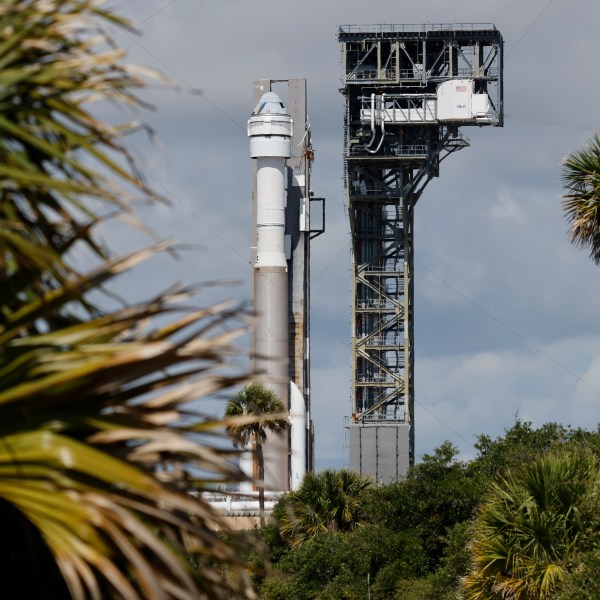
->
[415, 333, 600, 461]
[487, 192, 527, 225]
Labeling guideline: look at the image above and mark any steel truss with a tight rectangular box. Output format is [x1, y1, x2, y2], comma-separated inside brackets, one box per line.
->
[339, 24, 503, 481]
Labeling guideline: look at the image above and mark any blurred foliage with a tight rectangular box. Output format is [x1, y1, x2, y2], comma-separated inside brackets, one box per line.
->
[0, 1, 258, 598]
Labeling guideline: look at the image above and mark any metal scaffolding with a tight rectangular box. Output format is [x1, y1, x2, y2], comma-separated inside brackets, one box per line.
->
[338, 24, 503, 483]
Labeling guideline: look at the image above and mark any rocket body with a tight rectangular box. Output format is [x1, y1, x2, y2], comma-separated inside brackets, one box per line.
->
[248, 92, 294, 492]
[290, 381, 307, 490]
[255, 157, 287, 268]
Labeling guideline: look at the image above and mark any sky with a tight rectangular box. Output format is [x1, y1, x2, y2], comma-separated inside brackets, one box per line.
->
[101, 0, 600, 469]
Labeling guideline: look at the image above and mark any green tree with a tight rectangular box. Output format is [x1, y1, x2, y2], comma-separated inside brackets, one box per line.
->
[556, 549, 600, 600]
[0, 1, 254, 598]
[225, 382, 288, 526]
[260, 523, 426, 600]
[561, 132, 600, 264]
[365, 442, 482, 570]
[463, 451, 600, 600]
[472, 419, 571, 480]
[279, 468, 373, 547]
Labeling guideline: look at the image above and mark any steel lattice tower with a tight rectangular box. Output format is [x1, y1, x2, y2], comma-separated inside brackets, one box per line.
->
[338, 24, 503, 482]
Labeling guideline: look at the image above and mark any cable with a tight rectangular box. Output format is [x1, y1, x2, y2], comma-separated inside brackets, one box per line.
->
[123, 6, 595, 139]
[416, 402, 472, 445]
[96, 1, 178, 52]
[140, 167, 247, 263]
[312, 315, 350, 349]
[125, 34, 246, 132]
[313, 245, 347, 283]
[507, 0, 556, 57]
[506, 113, 595, 132]
[416, 259, 600, 397]
[105, 36, 250, 264]
[135, 1, 179, 29]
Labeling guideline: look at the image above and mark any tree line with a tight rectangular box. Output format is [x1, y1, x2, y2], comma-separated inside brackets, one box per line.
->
[251, 421, 600, 599]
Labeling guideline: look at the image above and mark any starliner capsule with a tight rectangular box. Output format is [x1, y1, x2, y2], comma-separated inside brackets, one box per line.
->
[249, 92, 293, 269]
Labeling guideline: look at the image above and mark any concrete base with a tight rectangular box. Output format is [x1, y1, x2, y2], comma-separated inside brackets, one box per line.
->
[349, 422, 411, 484]
[216, 515, 261, 531]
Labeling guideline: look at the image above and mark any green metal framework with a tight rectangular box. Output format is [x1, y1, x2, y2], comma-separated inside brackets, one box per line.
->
[339, 24, 503, 479]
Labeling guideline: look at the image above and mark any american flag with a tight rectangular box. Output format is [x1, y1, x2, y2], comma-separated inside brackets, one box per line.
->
[456, 85, 467, 92]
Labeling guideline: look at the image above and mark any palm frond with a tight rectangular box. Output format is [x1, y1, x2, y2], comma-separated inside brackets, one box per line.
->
[0, 282, 257, 598]
[462, 451, 599, 600]
[0, 1, 260, 598]
[224, 382, 288, 446]
[279, 469, 373, 547]
[0, 0, 163, 330]
[561, 133, 600, 264]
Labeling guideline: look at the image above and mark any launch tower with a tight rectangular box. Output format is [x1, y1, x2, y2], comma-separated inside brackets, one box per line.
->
[338, 24, 503, 482]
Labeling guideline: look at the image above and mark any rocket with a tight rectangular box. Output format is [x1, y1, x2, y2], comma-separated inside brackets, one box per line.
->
[248, 92, 307, 492]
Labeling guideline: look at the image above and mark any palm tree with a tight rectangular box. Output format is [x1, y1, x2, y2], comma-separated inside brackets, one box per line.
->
[561, 133, 600, 264]
[0, 2, 255, 598]
[279, 468, 373, 547]
[225, 383, 288, 527]
[462, 451, 600, 600]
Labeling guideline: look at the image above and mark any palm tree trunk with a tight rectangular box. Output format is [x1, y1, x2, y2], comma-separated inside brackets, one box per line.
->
[256, 433, 265, 527]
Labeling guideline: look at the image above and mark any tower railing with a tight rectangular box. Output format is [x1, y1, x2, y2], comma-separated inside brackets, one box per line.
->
[339, 23, 498, 35]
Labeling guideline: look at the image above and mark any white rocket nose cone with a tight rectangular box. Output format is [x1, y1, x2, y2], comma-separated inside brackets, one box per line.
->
[248, 91, 293, 157]
[252, 92, 290, 117]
